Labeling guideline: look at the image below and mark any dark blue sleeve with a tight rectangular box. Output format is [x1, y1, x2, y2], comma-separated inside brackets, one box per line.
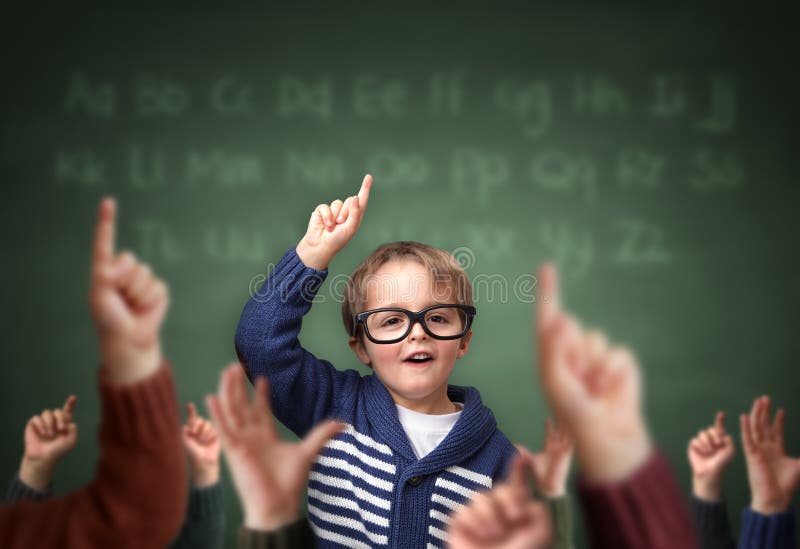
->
[5, 474, 52, 503]
[739, 507, 795, 549]
[167, 483, 225, 549]
[689, 495, 736, 549]
[234, 247, 361, 437]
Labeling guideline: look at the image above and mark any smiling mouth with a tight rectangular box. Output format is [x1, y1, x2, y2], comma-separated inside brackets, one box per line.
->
[404, 353, 433, 365]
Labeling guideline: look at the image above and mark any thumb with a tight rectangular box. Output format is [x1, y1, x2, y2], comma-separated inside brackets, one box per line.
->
[301, 420, 345, 463]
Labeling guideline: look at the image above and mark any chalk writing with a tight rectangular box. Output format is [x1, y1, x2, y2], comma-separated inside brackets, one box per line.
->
[276, 75, 333, 120]
[529, 149, 597, 204]
[352, 74, 408, 117]
[614, 218, 672, 265]
[451, 148, 510, 207]
[134, 74, 190, 116]
[210, 75, 254, 115]
[54, 149, 105, 187]
[690, 149, 745, 191]
[493, 78, 553, 139]
[65, 71, 116, 117]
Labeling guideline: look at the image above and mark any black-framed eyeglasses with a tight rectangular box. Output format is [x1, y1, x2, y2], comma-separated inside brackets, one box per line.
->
[353, 304, 476, 344]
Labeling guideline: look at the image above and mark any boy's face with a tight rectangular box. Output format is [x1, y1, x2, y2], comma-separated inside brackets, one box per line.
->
[348, 259, 472, 414]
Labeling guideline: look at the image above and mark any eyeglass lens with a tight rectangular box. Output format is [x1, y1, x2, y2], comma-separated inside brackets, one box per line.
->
[365, 306, 468, 341]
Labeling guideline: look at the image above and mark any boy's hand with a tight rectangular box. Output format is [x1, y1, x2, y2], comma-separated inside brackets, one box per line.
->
[296, 174, 373, 270]
[89, 198, 168, 384]
[518, 418, 573, 498]
[207, 364, 344, 531]
[447, 453, 553, 549]
[741, 396, 800, 515]
[687, 412, 735, 502]
[183, 403, 221, 488]
[535, 263, 652, 483]
[20, 396, 78, 491]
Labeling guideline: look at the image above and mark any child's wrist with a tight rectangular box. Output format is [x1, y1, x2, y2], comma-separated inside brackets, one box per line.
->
[692, 476, 723, 502]
[19, 456, 55, 491]
[296, 241, 331, 271]
[243, 504, 301, 532]
[751, 497, 790, 515]
[576, 421, 652, 483]
[100, 342, 161, 385]
[190, 462, 220, 488]
[539, 484, 566, 498]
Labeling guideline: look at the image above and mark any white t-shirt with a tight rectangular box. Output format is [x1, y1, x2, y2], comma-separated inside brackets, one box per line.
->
[396, 402, 464, 459]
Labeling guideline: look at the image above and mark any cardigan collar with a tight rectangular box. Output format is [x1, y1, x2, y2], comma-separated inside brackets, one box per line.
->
[362, 374, 499, 476]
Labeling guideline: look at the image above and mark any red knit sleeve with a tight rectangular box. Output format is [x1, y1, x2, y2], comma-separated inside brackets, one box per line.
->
[578, 450, 699, 549]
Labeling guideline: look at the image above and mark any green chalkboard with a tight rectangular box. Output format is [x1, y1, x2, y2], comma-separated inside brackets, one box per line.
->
[1, 3, 797, 547]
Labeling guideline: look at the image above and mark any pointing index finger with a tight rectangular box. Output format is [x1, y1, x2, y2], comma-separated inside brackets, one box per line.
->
[714, 411, 726, 433]
[357, 174, 372, 210]
[187, 402, 198, 422]
[536, 263, 561, 331]
[93, 197, 117, 266]
[62, 395, 77, 419]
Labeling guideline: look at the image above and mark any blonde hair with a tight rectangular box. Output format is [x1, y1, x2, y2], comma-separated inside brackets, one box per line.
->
[342, 241, 474, 338]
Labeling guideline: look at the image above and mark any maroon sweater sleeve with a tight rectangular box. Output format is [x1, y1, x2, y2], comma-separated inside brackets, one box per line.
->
[0, 364, 187, 549]
[578, 450, 699, 549]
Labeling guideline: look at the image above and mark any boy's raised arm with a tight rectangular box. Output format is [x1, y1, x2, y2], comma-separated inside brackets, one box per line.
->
[235, 175, 372, 436]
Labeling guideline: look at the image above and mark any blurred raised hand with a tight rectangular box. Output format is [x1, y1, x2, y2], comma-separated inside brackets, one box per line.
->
[518, 418, 573, 498]
[447, 453, 552, 549]
[19, 396, 78, 491]
[183, 403, 221, 488]
[741, 396, 800, 515]
[535, 263, 651, 482]
[89, 198, 168, 383]
[207, 363, 343, 530]
[687, 411, 735, 502]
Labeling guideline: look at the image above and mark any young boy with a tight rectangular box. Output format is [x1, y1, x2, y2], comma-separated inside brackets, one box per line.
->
[234, 175, 518, 548]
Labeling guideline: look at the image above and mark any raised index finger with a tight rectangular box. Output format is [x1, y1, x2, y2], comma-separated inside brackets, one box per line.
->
[187, 402, 198, 422]
[93, 197, 117, 266]
[357, 174, 373, 210]
[536, 263, 561, 332]
[62, 395, 77, 419]
[713, 411, 726, 434]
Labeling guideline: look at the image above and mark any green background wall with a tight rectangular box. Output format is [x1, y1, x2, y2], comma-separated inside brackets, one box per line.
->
[1, 3, 797, 547]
